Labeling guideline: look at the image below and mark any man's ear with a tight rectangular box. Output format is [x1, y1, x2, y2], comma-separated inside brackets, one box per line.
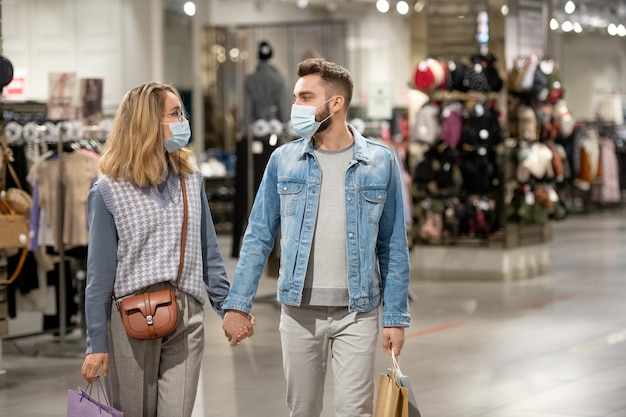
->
[332, 95, 345, 112]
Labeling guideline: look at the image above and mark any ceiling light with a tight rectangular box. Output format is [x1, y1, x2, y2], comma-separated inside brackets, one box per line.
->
[183, 1, 195, 16]
[297, 0, 308, 8]
[561, 20, 573, 32]
[396, 0, 409, 15]
[618, 24, 626, 37]
[550, 18, 559, 31]
[608, 23, 618, 36]
[500, 5, 509, 16]
[376, 0, 390, 13]
[414, 0, 424, 13]
[564, 0, 576, 14]
[573, 22, 583, 33]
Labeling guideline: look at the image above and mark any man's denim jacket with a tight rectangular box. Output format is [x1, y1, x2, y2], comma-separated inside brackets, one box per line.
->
[223, 128, 411, 327]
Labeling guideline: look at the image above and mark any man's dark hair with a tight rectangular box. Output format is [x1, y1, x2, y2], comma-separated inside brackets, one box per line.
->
[297, 58, 353, 108]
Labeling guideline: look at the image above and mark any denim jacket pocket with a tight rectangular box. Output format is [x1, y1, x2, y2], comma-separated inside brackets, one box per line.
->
[363, 189, 387, 225]
[277, 180, 304, 216]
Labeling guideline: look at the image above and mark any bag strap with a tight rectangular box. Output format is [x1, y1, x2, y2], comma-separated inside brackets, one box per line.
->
[176, 174, 188, 288]
[0, 125, 23, 190]
[0, 247, 29, 285]
[0, 195, 15, 215]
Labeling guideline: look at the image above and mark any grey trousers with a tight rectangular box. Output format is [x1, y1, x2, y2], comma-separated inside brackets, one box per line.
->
[279, 304, 379, 417]
[105, 285, 205, 417]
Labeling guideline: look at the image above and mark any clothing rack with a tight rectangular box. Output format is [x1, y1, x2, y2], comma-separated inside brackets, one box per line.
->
[55, 126, 68, 346]
[3, 123, 102, 356]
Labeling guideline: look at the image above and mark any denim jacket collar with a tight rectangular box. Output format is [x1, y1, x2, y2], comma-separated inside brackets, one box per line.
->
[296, 125, 371, 164]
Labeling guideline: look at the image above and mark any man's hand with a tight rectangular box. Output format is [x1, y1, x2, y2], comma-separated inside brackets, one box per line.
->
[381, 327, 406, 356]
[81, 353, 109, 384]
[222, 310, 255, 347]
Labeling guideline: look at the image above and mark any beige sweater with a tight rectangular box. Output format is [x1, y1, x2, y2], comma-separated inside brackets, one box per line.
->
[34, 151, 99, 250]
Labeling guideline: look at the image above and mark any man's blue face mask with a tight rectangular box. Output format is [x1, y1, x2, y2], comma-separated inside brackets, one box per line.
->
[290, 97, 336, 139]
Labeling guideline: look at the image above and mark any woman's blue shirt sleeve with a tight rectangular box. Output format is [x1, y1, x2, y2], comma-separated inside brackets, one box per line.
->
[200, 180, 230, 317]
[84, 183, 117, 354]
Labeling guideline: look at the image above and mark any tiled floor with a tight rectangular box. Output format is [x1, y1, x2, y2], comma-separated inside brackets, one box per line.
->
[1, 207, 626, 417]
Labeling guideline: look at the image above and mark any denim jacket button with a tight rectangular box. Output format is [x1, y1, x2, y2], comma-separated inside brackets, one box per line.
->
[347, 197, 352, 202]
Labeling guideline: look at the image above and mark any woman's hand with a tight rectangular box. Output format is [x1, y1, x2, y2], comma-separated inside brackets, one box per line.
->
[222, 310, 255, 347]
[81, 353, 109, 384]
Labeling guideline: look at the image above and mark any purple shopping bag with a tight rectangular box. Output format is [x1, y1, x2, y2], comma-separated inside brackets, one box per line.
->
[67, 378, 123, 417]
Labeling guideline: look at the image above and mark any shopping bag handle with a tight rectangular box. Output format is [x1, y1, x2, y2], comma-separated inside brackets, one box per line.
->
[391, 349, 406, 379]
[85, 376, 112, 407]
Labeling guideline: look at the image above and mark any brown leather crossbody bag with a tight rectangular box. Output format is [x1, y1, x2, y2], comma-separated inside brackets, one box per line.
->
[117, 175, 188, 340]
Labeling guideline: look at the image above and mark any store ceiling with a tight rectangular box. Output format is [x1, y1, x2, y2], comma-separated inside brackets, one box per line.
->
[552, 0, 626, 32]
[164, 0, 626, 27]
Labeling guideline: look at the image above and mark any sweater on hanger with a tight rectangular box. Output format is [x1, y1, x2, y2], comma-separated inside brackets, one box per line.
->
[29, 151, 99, 251]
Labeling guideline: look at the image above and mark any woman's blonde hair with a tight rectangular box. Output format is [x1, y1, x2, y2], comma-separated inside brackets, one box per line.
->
[99, 82, 195, 187]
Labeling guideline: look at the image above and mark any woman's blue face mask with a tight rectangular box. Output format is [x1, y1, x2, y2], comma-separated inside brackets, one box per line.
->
[162, 120, 191, 153]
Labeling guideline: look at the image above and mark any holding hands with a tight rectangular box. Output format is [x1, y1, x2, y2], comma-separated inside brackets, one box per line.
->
[222, 310, 255, 347]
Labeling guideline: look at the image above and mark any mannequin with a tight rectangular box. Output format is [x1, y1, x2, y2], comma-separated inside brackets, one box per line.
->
[232, 41, 289, 258]
[242, 40, 289, 131]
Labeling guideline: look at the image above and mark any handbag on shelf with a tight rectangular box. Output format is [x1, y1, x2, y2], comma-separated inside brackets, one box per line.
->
[0, 126, 31, 254]
[0, 196, 29, 250]
[0, 194, 29, 285]
[117, 175, 188, 340]
[67, 378, 123, 417]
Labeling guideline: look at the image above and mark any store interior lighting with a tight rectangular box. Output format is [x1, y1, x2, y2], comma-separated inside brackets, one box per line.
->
[376, 0, 390, 14]
[550, 0, 626, 36]
[396, 0, 409, 15]
[183, 1, 195, 16]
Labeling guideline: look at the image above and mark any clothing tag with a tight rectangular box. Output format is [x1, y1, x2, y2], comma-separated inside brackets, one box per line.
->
[525, 191, 535, 205]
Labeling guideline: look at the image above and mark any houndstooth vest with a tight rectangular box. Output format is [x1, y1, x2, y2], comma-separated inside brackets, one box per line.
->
[97, 171, 205, 304]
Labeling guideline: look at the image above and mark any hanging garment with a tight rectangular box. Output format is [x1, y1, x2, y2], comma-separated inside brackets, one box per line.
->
[591, 138, 621, 204]
[29, 150, 99, 251]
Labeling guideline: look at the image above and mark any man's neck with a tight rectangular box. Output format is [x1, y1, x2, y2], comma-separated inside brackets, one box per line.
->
[313, 124, 354, 151]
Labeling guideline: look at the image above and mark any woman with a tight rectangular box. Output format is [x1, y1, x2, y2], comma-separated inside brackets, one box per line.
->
[81, 82, 231, 417]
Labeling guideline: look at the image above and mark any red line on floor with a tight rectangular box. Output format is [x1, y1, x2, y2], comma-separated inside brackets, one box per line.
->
[519, 295, 574, 310]
[406, 321, 463, 338]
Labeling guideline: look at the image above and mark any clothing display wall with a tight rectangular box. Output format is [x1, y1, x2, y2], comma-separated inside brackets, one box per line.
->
[409, 54, 505, 246]
[2, 108, 105, 337]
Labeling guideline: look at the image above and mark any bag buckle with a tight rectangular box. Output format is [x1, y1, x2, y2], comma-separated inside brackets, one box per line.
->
[146, 315, 154, 325]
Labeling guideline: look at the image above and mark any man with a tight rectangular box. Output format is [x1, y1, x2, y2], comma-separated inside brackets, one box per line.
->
[222, 58, 411, 417]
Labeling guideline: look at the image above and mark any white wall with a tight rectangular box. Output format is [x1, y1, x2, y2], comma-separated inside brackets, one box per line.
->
[549, 31, 626, 121]
[3, 0, 413, 114]
[2, 0, 164, 115]
[5, 0, 623, 122]
[205, 0, 414, 109]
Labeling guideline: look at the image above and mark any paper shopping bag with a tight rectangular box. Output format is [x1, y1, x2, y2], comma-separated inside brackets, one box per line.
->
[67, 379, 123, 417]
[374, 372, 408, 417]
[395, 373, 421, 417]
[390, 352, 422, 417]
